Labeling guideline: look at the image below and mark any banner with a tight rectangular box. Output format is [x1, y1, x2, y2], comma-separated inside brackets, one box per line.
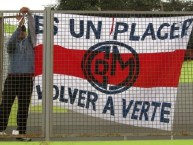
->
[32, 14, 193, 131]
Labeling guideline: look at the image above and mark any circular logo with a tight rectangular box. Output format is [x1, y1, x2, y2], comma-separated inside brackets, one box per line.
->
[82, 41, 139, 94]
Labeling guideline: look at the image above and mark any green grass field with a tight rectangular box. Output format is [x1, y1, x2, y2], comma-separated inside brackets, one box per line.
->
[180, 60, 193, 82]
[8, 99, 67, 126]
[4, 23, 16, 34]
[0, 140, 193, 145]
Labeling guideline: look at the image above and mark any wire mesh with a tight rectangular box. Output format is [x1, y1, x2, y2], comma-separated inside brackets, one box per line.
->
[51, 11, 193, 137]
[0, 11, 43, 138]
[0, 10, 193, 140]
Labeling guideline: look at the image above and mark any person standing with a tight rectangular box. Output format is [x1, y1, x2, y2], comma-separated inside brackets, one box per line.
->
[0, 7, 36, 141]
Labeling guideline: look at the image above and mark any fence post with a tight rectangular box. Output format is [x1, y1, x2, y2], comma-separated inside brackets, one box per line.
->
[42, 7, 53, 141]
[0, 13, 3, 102]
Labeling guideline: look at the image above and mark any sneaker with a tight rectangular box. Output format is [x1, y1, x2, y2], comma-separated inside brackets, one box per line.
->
[0, 131, 7, 135]
[12, 130, 19, 135]
[16, 137, 32, 141]
[12, 130, 31, 141]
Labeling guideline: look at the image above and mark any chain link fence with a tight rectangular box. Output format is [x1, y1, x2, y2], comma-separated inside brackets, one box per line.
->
[0, 8, 193, 141]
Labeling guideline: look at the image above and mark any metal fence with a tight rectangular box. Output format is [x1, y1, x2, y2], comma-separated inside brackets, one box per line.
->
[0, 8, 193, 141]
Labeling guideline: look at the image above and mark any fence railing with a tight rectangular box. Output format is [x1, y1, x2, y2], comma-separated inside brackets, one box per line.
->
[0, 8, 193, 141]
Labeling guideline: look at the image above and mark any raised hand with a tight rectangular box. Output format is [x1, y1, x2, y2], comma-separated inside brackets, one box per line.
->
[16, 13, 23, 21]
[18, 17, 25, 27]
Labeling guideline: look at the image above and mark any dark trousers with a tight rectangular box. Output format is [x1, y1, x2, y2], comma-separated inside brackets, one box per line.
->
[0, 75, 33, 134]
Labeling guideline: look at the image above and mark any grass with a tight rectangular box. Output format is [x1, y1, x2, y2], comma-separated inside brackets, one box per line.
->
[4, 23, 16, 34]
[8, 99, 68, 126]
[0, 140, 193, 145]
[180, 60, 193, 83]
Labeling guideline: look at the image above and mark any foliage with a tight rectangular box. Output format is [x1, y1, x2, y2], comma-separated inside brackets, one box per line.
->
[53, 0, 193, 11]
[4, 23, 16, 33]
[55, 0, 100, 10]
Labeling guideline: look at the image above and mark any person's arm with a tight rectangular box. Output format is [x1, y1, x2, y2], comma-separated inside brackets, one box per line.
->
[7, 13, 25, 53]
[7, 28, 20, 54]
[27, 11, 36, 47]
[20, 7, 36, 47]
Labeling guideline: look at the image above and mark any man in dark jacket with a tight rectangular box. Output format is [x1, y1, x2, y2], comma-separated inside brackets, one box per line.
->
[0, 7, 36, 141]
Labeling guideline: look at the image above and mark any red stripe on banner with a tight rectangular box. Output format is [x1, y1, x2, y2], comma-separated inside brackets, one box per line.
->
[34, 44, 185, 88]
[109, 17, 115, 35]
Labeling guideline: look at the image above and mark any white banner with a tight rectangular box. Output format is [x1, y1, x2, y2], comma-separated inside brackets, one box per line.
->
[32, 14, 193, 131]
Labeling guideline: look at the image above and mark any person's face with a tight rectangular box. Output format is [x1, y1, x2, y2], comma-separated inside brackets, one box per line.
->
[19, 30, 27, 40]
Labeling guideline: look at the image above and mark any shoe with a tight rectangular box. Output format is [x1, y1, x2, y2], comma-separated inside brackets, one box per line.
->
[0, 131, 7, 135]
[16, 137, 32, 141]
[12, 130, 31, 141]
[12, 130, 19, 135]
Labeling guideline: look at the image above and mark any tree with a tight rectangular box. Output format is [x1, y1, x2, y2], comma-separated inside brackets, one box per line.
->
[162, 0, 192, 11]
[55, 0, 100, 10]
[125, 0, 161, 11]
[54, 0, 162, 11]
[53, 0, 193, 11]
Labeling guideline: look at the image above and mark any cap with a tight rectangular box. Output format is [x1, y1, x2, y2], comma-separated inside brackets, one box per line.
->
[20, 25, 26, 32]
